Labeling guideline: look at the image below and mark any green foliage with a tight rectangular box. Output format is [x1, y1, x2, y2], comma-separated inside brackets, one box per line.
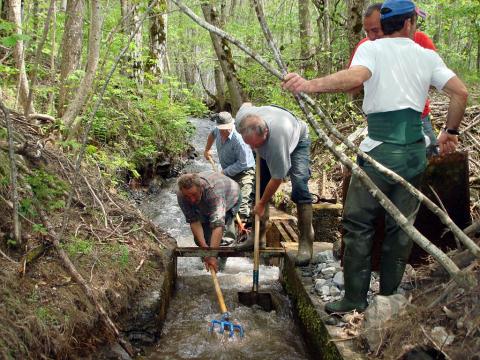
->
[106, 243, 130, 268]
[66, 237, 93, 257]
[26, 170, 68, 211]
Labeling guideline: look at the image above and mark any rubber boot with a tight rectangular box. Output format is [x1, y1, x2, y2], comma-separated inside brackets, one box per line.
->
[324, 254, 371, 314]
[234, 204, 269, 251]
[379, 259, 407, 295]
[295, 203, 314, 266]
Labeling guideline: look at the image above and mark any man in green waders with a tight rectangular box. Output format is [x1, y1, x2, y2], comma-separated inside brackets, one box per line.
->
[282, 0, 468, 313]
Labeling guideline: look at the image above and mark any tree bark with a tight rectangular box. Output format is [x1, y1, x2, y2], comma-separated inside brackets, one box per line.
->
[62, 0, 102, 131]
[346, 0, 365, 55]
[298, 0, 314, 73]
[201, 2, 245, 114]
[312, 0, 331, 73]
[8, 0, 34, 115]
[57, 0, 85, 117]
[147, 0, 168, 78]
[214, 64, 226, 111]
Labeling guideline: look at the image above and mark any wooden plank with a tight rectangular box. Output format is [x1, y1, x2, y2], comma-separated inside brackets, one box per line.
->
[282, 221, 299, 242]
[174, 247, 285, 258]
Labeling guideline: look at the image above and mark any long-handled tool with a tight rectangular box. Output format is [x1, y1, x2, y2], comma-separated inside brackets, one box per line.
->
[208, 267, 244, 337]
[238, 152, 273, 311]
[207, 155, 249, 235]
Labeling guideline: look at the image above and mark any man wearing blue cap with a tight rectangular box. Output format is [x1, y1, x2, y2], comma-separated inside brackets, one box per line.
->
[282, 0, 468, 313]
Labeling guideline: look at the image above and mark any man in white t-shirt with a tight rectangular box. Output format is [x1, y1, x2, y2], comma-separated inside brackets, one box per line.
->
[282, 0, 468, 313]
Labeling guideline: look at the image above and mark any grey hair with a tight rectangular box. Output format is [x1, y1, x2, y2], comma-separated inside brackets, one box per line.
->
[177, 173, 202, 190]
[237, 115, 268, 138]
[364, 3, 382, 17]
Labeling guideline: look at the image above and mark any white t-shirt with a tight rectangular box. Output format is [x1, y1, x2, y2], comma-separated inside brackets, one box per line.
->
[351, 37, 455, 115]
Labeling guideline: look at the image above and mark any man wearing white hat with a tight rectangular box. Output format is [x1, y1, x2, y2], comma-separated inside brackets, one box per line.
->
[204, 112, 255, 224]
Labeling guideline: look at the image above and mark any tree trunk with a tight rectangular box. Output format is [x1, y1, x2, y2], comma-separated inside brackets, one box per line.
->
[57, 0, 84, 117]
[346, 0, 364, 55]
[201, 2, 245, 114]
[147, 0, 168, 78]
[48, 0, 56, 113]
[62, 0, 102, 131]
[8, 0, 34, 115]
[120, 0, 144, 87]
[298, 0, 314, 73]
[132, 4, 144, 88]
[214, 64, 226, 111]
[312, 0, 331, 74]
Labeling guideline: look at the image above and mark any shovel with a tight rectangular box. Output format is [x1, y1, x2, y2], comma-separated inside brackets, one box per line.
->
[208, 267, 244, 337]
[237, 152, 273, 311]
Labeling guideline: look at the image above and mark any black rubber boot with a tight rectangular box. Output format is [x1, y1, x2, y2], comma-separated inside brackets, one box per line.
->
[324, 254, 371, 314]
[295, 203, 314, 266]
[379, 259, 407, 295]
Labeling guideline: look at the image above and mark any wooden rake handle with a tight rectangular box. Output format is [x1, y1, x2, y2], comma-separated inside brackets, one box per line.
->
[210, 267, 228, 314]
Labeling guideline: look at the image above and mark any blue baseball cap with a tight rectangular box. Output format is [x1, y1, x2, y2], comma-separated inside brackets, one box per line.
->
[380, 0, 426, 20]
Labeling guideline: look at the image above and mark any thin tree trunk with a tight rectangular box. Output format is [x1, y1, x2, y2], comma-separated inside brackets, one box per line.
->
[0, 100, 21, 246]
[346, 0, 365, 54]
[298, 0, 314, 73]
[8, 0, 34, 115]
[62, 0, 102, 131]
[201, 2, 245, 114]
[48, 1, 56, 113]
[312, 0, 331, 73]
[214, 64, 226, 111]
[57, 0, 85, 117]
[148, 0, 168, 78]
[132, 5, 144, 88]
[25, 0, 55, 119]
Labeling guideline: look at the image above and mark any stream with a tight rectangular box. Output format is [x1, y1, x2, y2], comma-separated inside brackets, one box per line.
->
[140, 118, 310, 360]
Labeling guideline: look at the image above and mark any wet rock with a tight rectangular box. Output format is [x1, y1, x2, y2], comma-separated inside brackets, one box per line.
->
[332, 271, 344, 289]
[321, 266, 336, 276]
[330, 286, 341, 297]
[312, 250, 334, 264]
[314, 278, 327, 292]
[363, 294, 409, 351]
[321, 285, 330, 297]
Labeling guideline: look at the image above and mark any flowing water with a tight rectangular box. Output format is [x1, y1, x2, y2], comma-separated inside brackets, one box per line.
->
[140, 118, 309, 360]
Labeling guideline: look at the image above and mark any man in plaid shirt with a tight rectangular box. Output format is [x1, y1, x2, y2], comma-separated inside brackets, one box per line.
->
[177, 171, 241, 271]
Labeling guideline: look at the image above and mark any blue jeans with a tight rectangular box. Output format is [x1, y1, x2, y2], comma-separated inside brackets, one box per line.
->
[260, 136, 312, 204]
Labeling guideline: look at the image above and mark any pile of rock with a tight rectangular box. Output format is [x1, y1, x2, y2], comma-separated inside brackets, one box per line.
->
[305, 250, 381, 304]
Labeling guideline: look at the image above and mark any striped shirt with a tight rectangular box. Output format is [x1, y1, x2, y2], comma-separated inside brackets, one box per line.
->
[177, 171, 240, 228]
[212, 128, 255, 177]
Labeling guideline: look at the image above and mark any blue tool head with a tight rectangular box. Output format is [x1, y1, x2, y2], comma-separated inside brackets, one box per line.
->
[208, 317, 244, 338]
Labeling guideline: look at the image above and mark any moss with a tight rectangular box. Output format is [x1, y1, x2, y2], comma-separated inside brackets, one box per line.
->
[281, 253, 344, 360]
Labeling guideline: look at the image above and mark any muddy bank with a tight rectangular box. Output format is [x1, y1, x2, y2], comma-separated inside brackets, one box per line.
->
[0, 113, 183, 359]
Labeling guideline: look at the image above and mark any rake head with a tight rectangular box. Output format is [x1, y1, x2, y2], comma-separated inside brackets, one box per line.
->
[209, 312, 244, 338]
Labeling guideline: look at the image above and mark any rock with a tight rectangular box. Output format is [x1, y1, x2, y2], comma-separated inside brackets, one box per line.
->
[431, 326, 455, 346]
[321, 266, 336, 276]
[321, 285, 330, 297]
[330, 286, 341, 297]
[312, 250, 334, 264]
[314, 278, 327, 292]
[332, 271, 344, 289]
[363, 294, 409, 351]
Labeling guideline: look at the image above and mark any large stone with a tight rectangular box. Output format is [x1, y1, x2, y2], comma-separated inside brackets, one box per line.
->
[363, 294, 409, 351]
[312, 250, 335, 264]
